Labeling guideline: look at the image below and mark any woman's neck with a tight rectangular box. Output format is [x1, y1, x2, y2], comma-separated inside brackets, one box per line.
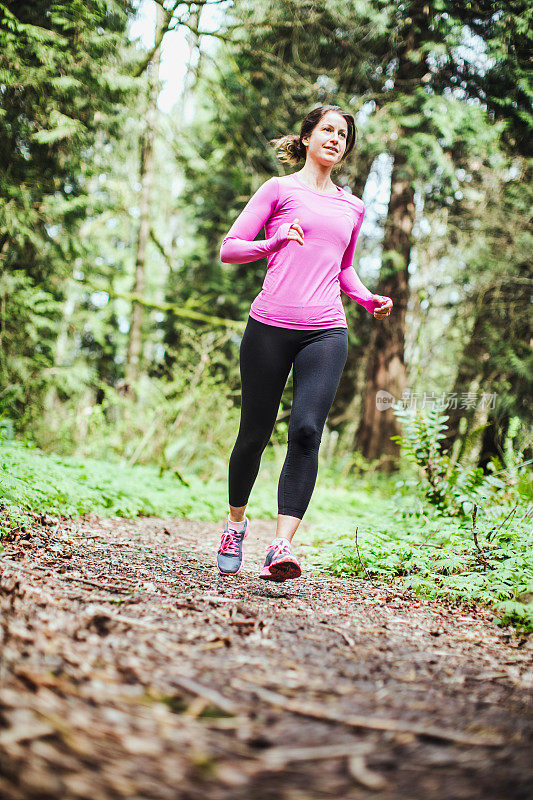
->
[295, 163, 337, 193]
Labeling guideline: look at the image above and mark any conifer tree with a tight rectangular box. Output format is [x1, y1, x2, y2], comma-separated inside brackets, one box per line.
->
[0, 0, 135, 427]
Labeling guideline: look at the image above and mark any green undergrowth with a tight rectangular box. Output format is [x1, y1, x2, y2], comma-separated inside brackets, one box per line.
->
[0, 436, 392, 528]
[0, 431, 404, 525]
[319, 405, 533, 634]
[0, 438, 225, 524]
[314, 506, 533, 633]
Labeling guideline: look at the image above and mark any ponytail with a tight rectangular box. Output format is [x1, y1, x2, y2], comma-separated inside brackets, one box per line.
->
[269, 134, 306, 166]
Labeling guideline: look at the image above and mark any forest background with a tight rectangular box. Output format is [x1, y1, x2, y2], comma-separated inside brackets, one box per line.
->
[1, 0, 532, 629]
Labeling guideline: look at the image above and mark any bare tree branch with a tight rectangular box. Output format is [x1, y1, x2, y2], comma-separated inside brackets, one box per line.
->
[132, 5, 174, 78]
[82, 279, 245, 332]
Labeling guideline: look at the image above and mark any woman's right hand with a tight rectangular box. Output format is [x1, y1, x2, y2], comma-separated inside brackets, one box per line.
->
[277, 218, 304, 246]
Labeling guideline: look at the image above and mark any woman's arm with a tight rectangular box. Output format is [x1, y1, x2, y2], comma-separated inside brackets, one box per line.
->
[220, 177, 290, 264]
[338, 207, 376, 313]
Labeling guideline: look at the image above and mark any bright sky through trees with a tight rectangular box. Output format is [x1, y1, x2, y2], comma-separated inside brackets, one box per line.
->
[128, 0, 230, 114]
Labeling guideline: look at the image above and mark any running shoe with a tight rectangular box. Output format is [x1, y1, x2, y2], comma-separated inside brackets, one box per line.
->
[259, 536, 302, 582]
[216, 517, 249, 576]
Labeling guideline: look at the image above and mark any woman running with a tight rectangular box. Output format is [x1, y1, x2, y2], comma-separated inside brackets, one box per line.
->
[217, 104, 393, 582]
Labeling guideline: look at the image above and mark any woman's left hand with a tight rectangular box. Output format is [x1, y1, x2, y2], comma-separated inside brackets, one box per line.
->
[371, 294, 393, 319]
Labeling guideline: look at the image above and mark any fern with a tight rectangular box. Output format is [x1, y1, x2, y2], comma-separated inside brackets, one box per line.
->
[391, 402, 462, 513]
[390, 402, 525, 517]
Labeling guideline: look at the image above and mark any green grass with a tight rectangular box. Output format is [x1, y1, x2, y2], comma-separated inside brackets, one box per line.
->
[1, 437, 531, 632]
[0, 437, 398, 525]
[1, 438, 220, 521]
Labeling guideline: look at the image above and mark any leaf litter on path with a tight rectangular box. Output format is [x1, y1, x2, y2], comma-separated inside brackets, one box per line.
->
[0, 512, 532, 799]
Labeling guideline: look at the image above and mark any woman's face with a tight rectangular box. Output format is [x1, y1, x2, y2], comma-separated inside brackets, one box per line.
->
[302, 111, 348, 167]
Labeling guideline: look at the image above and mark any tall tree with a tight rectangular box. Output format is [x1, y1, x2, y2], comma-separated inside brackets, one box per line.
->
[126, 2, 168, 386]
[0, 0, 134, 429]
[437, 0, 533, 465]
[353, 3, 465, 470]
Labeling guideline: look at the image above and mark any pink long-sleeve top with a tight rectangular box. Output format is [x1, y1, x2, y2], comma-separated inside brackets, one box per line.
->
[219, 172, 376, 329]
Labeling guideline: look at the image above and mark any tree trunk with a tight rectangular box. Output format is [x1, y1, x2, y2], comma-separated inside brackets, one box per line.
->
[353, 150, 413, 471]
[351, 10, 428, 473]
[328, 151, 376, 432]
[126, 5, 165, 387]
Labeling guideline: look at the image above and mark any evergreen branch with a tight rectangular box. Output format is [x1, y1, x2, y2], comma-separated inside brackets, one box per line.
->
[0, 3, 67, 45]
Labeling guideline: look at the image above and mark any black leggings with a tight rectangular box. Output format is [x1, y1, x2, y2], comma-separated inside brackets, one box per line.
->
[228, 315, 348, 519]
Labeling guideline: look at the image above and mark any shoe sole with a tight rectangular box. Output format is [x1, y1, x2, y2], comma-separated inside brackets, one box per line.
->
[216, 525, 249, 576]
[259, 556, 301, 581]
[258, 567, 286, 582]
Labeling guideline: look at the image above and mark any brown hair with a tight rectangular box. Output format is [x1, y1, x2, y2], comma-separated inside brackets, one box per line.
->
[270, 105, 357, 169]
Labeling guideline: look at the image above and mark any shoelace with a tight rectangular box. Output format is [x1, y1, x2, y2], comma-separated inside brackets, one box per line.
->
[218, 529, 244, 555]
[266, 538, 291, 558]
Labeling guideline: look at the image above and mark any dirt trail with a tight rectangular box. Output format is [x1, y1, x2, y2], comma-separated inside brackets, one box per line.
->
[0, 513, 532, 800]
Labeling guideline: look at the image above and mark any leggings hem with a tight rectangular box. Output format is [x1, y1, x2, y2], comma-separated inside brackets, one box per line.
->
[278, 508, 304, 520]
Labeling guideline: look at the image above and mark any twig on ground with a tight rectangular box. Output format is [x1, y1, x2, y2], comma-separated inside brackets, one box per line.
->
[0, 559, 131, 593]
[471, 505, 489, 568]
[261, 741, 373, 769]
[410, 542, 445, 548]
[88, 611, 165, 631]
[237, 683, 503, 747]
[204, 595, 243, 605]
[319, 622, 356, 648]
[348, 754, 388, 790]
[171, 675, 238, 717]
[0, 720, 55, 746]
